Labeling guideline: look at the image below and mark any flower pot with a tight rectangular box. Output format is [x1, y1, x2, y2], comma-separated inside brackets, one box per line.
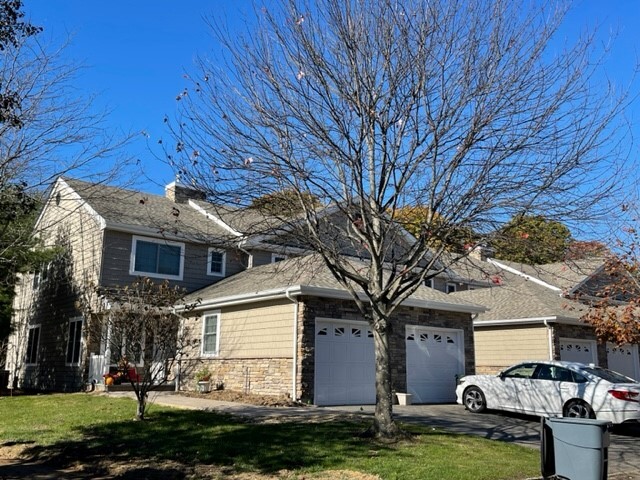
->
[197, 380, 211, 393]
[396, 393, 413, 406]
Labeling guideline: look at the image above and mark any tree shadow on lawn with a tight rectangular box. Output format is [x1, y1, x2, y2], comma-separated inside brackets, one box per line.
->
[17, 409, 403, 476]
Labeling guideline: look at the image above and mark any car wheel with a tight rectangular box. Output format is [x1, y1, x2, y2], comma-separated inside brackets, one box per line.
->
[563, 400, 595, 419]
[463, 386, 487, 413]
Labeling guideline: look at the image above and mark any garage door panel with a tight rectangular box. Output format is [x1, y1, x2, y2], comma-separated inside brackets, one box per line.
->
[607, 343, 640, 380]
[348, 343, 372, 362]
[560, 339, 597, 364]
[406, 326, 464, 404]
[315, 320, 376, 405]
[409, 381, 454, 404]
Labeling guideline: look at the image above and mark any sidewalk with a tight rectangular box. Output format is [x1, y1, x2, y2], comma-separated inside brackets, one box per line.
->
[108, 390, 369, 423]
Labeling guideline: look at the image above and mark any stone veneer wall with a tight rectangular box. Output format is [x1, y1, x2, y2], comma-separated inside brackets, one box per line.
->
[552, 323, 607, 368]
[297, 296, 475, 404]
[183, 357, 294, 397]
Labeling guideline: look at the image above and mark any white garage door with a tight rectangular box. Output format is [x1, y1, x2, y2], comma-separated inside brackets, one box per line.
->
[559, 339, 597, 364]
[607, 344, 640, 380]
[314, 319, 375, 406]
[406, 326, 464, 404]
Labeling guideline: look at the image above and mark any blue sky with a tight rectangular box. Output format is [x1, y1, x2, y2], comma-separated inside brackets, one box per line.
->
[23, 1, 640, 196]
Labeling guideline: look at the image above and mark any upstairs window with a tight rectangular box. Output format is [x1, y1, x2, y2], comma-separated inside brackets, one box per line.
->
[446, 283, 457, 293]
[131, 236, 184, 280]
[26, 325, 41, 365]
[207, 249, 226, 277]
[66, 317, 83, 365]
[271, 253, 288, 263]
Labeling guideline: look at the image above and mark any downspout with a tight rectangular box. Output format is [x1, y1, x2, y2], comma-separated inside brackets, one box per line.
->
[237, 239, 253, 268]
[175, 313, 184, 392]
[285, 287, 299, 401]
[543, 319, 554, 360]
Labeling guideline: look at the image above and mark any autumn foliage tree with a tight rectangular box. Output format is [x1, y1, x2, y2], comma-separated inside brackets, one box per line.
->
[393, 206, 476, 253]
[583, 210, 640, 345]
[167, 0, 630, 437]
[492, 215, 573, 265]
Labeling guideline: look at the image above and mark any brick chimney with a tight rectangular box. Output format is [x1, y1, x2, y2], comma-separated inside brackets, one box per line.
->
[467, 244, 494, 262]
[165, 180, 206, 204]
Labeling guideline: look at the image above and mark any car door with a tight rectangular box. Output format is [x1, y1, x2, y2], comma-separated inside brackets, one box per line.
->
[530, 365, 582, 416]
[531, 364, 564, 416]
[497, 363, 537, 413]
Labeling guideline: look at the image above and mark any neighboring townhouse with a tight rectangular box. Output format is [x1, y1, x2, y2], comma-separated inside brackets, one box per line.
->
[6, 177, 486, 405]
[451, 252, 640, 380]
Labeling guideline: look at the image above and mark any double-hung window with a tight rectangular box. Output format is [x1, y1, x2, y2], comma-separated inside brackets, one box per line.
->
[66, 317, 83, 365]
[131, 236, 184, 280]
[26, 325, 41, 365]
[201, 312, 220, 356]
[207, 249, 226, 277]
[271, 253, 288, 263]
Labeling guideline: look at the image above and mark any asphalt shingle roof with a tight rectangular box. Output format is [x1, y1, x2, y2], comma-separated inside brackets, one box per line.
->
[490, 258, 605, 292]
[186, 254, 484, 313]
[62, 177, 233, 242]
[452, 269, 588, 322]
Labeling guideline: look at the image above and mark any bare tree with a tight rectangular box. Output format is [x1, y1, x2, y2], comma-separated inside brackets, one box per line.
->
[87, 278, 199, 421]
[0, 21, 134, 351]
[167, 0, 632, 437]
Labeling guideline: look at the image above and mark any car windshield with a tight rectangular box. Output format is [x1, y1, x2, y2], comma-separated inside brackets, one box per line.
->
[581, 366, 636, 384]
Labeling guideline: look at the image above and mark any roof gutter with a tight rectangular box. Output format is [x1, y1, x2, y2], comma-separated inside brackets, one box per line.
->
[181, 285, 485, 314]
[473, 315, 587, 327]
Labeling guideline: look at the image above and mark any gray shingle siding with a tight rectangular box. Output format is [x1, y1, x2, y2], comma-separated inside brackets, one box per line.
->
[100, 230, 246, 292]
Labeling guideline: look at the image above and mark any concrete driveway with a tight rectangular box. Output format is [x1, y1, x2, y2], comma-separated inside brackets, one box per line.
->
[326, 403, 640, 478]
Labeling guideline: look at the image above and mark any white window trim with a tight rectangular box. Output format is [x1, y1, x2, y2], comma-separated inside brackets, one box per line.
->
[130, 235, 185, 281]
[26, 324, 41, 365]
[271, 253, 288, 263]
[207, 248, 226, 277]
[425, 278, 434, 288]
[65, 317, 84, 366]
[201, 311, 221, 357]
[446, 282, 457, 293]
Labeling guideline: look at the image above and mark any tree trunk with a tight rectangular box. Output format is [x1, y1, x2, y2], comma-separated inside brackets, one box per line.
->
[135, 391, 147, 421]
[371, 310, 399, 438]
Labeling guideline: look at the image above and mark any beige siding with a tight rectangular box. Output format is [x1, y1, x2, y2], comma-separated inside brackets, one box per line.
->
[474, 325, 550, 373]
[220, 301, 295, 358]
[184, 299, 295, 360]
[37, 181, 104, 293]
[7, 180, 103, 389]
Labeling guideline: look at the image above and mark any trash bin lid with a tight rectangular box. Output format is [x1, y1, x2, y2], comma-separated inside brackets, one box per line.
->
[547, 417, 612, 449]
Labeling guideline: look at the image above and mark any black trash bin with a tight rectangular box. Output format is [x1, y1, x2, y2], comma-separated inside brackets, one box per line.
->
[540, 416, 611, 480]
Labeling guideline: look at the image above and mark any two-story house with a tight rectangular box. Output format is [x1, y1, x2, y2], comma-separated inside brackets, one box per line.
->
[6, 177, 487, 405]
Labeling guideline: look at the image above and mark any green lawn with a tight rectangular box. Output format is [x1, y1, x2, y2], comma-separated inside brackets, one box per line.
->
[0, 393, 540, 479]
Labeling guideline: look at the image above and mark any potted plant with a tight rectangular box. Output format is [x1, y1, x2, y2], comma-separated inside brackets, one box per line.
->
[196, 367, 212, 393]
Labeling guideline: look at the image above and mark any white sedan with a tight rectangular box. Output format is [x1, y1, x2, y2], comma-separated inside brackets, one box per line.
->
[456, 360, 640, 424]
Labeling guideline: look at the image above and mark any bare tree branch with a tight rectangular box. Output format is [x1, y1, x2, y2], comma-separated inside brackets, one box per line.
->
[166, 0, 634, 437]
